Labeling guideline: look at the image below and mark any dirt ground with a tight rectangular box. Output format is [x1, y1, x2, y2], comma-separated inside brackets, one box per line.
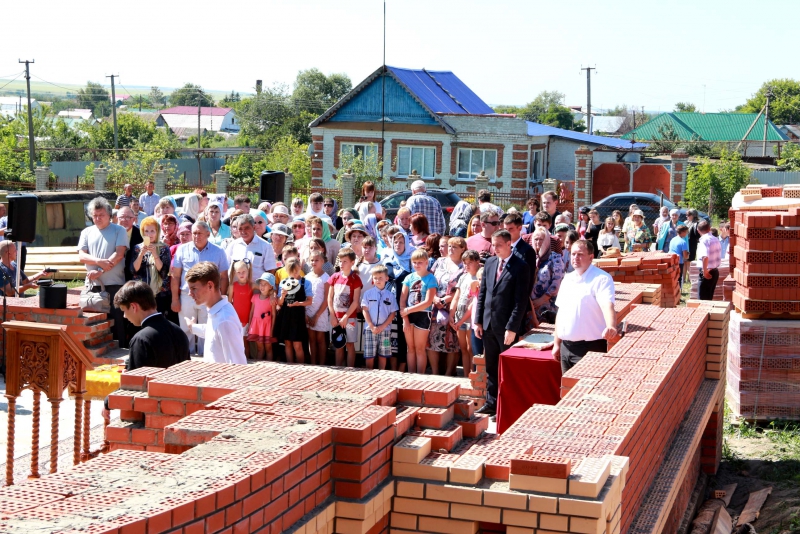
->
[711, 422, 800, 534]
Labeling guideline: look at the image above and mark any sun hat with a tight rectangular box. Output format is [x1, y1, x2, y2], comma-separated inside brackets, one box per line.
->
[272, 205, 290, 216]
[346, 223, 369, 241]
[633, 209, 645, 218]
[669, 208, 680, 216]
[331, 325, 347, 350]
[257, 272, 275, 287]
[270, 223, 292, 237]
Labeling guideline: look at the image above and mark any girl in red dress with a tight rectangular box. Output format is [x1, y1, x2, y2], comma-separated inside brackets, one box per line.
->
[227, 259, 255, 359]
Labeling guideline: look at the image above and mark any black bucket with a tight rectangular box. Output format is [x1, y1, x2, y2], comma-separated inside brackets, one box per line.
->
[39, 281, 67, 309]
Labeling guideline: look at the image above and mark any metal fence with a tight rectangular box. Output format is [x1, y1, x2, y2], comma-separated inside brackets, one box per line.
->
[750, 170, 800, 185]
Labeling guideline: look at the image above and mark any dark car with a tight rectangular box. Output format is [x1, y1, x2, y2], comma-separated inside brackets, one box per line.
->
[590, 192, 710, 226]
[380, 189, 463, 227]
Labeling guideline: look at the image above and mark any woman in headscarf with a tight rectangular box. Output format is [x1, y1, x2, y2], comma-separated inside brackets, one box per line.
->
[250, 209, 269, 239]
[160, 213, 179, 247]
[449, 200, 474, 238]
[325, 198, 342, 230]
[383, 227, 414, 372]
[656, 208, 680, 252]
[364, 214, 379, 241]
[336, 209, 359, 243]
[375, 220, 392, 256]
[180, 194, 202, 225]
[130, 216, 174, 320]
[653, 205, 670, 235]
[530, 228, 565, 324]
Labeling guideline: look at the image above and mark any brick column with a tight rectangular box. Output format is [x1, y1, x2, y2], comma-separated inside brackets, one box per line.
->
[574, 145, 593, 214]
[214, 167, 229, 198]
[93, 164, 107, 191]
[341, 172, 356, 209]
[283, 172, 293, 206]
[542, 178, 557, 194]
[474, 171, 489, 196]
[311, 135, 323, 188]
[35, 166, 50, 191]
[406, 169, 421, 189]
[670, 152, 689, 203]
[153, 166, 167, 197]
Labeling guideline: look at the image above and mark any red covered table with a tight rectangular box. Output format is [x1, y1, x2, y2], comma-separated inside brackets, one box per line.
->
[496, 347, 562, 434]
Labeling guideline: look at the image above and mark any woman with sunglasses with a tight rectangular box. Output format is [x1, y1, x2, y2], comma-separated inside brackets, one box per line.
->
[324, 198, 342, 230]
[250, 210, 270, 239]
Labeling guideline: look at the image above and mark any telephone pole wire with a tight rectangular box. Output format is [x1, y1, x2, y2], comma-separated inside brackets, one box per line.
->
[580, 65, 597, 134]
[19, 59, 36, 172]
[106, 74, 119, 152]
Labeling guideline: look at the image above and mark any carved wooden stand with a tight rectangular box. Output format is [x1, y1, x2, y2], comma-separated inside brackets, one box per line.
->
[3, 321, 94, 485]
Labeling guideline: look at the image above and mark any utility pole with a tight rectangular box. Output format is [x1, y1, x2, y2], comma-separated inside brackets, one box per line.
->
[762, 87, 773, 157]
[19, 59, 36, 172]
[581, 66, 596, 134]
[106, 74, 119, 151]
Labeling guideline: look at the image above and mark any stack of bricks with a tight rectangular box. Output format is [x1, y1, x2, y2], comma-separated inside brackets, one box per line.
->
[0, 293, 118, 368]
[593, 252, 680, 307]
[0, 299, 727, 534]
[690, 259, 731, 301]
[686, 299, 732, 380]
[730, 208, 800, 316]
[727, 312, 800, 421]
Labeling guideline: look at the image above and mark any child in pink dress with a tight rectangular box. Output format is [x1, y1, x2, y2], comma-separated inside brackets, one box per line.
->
[247, 272, 276, 361]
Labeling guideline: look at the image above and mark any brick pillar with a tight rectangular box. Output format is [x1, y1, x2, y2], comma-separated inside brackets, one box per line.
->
[542, 178, 557, 194]
[35, 166, 50, 191]
[574, 145, 593, 214]
[214, 167, 229, 198]
[341, 172, 356, 209]
[311, 135, 323, 188]
[93, 164, 107, 191]
[474, 171, 489, 196]
[670, 152, 689, 203]
[153, 166, 167, 198]
[283, 171, 293, 206]
[406, 169, 421, 188]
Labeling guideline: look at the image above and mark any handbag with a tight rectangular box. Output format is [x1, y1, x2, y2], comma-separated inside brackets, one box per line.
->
[80, 279, 111, 313]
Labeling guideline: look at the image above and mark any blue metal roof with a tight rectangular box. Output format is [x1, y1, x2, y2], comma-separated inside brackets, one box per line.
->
[526, 122, 648, 148]
[388, 66, 495, 115]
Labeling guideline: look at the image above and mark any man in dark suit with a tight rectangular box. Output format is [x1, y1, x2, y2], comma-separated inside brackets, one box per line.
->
[117, 207, 143, 282]
[112, 281, 190, 371]
[475, 230, 531, 417]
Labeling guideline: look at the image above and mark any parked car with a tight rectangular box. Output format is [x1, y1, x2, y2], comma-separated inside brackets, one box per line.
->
[379, 189, 463, 227]
[165, 194, 234, 210]
[589, 192, 710, 226]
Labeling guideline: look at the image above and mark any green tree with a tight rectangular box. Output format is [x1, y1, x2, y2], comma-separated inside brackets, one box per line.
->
[219, 91, 242, 106]
[169, 83, 214, 107]
[235, 84, 295, 148]
[77, 81, 111, 117]
[492, 105, 522, 115]
[336, 145, 386, 195]
[674, 102, 697, 112]
[541, 104, 586, 132]
[685, 150, 750, 218]
[82, 113, 180, 155]
[776, 142, 800, 171]
[0, 119, 28, 182]
[226, 136, 311, 189]
[738, 79, 800, 125]
[148, 86, 165, 109]
[292, 69, 352, 115]
[39, 119, 86, 162]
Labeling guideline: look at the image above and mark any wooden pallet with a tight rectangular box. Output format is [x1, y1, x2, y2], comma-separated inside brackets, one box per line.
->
[732, 306, 800, 320]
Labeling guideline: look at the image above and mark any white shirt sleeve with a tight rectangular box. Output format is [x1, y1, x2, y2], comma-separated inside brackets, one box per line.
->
[595, 273, 615, 304]
[261, 241, 277, 271]
[191, 322, 206, 338]
[219, 318, 247, 364]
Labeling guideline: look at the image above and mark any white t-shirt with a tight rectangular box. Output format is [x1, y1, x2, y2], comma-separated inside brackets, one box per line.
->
[357, 258, 381, 290]
[554, 264, 615, 342]
[305, 271, 330, 327]
[225, 236, 277, 279]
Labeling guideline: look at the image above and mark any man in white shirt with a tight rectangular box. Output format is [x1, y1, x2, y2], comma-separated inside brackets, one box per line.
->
[477, 189, 503, 218]
[226, 214, 277, 279]
[184, 261, 246, 364]
[552, 240, 617, 372]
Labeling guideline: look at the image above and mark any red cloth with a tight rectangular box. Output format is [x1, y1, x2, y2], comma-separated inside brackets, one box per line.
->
[496, 347, 562, 434]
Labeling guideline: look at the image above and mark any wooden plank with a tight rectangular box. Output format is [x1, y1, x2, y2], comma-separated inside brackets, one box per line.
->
[27, 246, 80, 254]
[721, 483, 737, 507]
[736, 487, 771, 525]
[713, 505, 732, 534]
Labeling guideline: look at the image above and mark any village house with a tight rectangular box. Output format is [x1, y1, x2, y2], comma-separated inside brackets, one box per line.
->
[309, 65, 643, 202]
[0, 96, 41, 118]
[156, 106, 240, 134]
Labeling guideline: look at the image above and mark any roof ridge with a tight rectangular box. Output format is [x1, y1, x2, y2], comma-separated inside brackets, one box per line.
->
[666, 112, 702, 140]
[422, 68, 468, 114]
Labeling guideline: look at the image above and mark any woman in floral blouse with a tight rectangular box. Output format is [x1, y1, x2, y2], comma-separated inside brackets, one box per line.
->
[529, 228, 565, 324]
[624, 209, 653, 252]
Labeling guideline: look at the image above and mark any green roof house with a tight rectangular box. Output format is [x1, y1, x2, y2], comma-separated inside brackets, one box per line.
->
[621, 112, 789, 156]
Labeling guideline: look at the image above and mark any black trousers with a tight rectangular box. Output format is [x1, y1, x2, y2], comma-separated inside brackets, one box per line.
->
[561, 339, 607, 373]
[482, 327, 517, 407]
[699, 268, 719, 301]
[92, 284, 128, 349]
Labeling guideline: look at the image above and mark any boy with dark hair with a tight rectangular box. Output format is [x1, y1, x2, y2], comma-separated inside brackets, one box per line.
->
[234, 194, 251, 214]
[328, 248, 363, 367]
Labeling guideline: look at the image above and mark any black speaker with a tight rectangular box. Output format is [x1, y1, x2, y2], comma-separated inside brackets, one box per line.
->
[259, 170, 285, 203]
[7, 193, 37, 243]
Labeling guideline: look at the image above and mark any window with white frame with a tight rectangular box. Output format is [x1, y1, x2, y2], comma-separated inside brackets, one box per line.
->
[530, 149, 544, 181]
[457, 148, 497, 180]
[340, 143, 378, 162]
[397, 146, 435, 178]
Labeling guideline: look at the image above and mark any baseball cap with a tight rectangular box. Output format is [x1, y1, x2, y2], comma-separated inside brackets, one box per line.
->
[331, 325, 347, 350]
[271, 223, 292, 237]
[579, 206, 591, 214]
[258, 272, 275, 287]
[554, 223, 569, 233]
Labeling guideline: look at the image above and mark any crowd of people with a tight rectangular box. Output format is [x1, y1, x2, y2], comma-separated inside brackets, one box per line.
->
[73, 180, 731, 416]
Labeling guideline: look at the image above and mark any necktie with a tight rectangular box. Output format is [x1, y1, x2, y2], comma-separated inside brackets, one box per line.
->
[496, 258, 505, 282]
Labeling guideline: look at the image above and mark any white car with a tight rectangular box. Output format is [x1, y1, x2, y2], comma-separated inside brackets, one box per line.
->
[165, 194, 234, 210]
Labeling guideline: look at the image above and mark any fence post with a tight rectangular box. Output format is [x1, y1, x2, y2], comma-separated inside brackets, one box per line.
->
[341, 171, 356, 209]
[670, 151, 688, 204]
[283, 171, 293, 206]
[153, 166, 167, 198]
[474, 171, 489, 197]
[93, 164, 107, 191]
[573, 145, 594, 214]
[214, 167, 229, 199]
[35, 166, 50, 191]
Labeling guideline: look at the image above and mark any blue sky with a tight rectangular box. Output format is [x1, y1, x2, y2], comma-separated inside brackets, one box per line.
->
[1, 0, 796, 112]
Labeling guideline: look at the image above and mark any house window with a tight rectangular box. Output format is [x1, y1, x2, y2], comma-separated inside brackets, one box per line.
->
[46, 203, 65, 230]
[341, 143, 378, 162]
[530, 149, 544, 181]
[457, 149, 496, 180]
[397, 146, 435, 178]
